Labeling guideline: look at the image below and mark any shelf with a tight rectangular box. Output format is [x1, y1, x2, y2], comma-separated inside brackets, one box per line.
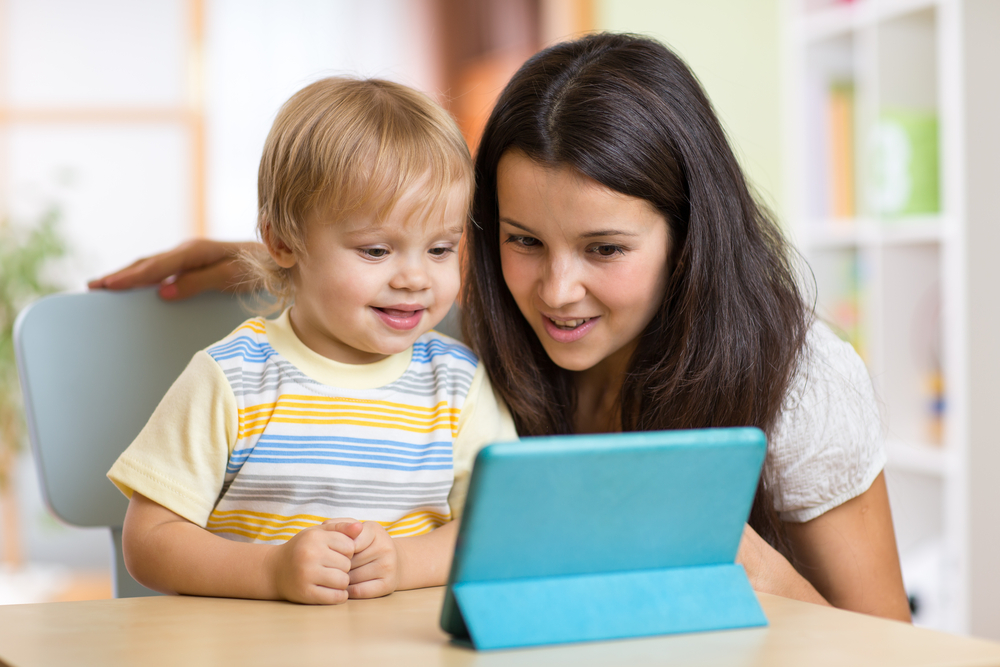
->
[797, 0, 941, 43]
[797, 2, 861, 42]
[879, 0, 941, 24]
[885, 438, 950, 476]
[787, 0, 1000, 636]
[798, 215, 948, 249]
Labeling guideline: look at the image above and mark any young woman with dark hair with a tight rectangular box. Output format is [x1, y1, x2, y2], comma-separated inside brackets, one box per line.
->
[91, 33, 911, 621]
[465, 33, 809, 553]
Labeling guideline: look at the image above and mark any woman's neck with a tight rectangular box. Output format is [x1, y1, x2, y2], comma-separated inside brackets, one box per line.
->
[571, 342, 636, 434]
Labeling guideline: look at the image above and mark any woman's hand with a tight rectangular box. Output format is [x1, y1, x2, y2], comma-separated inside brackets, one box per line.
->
[88, 239, 265, 300]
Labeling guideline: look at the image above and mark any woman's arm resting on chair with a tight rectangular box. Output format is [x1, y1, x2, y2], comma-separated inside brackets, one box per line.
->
[88, 239, 264, 299]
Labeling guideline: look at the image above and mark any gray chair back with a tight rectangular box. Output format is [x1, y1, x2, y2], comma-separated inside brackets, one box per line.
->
[14, 288, 253, 597]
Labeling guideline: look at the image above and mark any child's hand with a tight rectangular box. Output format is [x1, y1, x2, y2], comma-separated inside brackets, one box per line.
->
[335, 521, 400, 599]
[267, 520, 364, 604]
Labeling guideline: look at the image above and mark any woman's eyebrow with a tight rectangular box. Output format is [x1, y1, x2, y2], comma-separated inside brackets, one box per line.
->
[499, 218, 535, 234]
[501, 218, 637, 239]
[580, 229, 639, 239]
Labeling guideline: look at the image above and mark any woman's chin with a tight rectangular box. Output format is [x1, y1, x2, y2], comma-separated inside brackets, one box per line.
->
[540, 346, 600, 373]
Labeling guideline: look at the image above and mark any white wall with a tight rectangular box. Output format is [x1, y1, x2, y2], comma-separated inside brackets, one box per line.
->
[595, 0, 785, 219]
[0, 0, 440, 575]
[3, 0, 440, 287]
[205, 0, 440, 241]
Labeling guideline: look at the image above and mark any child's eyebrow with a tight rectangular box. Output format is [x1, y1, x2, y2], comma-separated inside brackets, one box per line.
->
[340, 226, 379, 239]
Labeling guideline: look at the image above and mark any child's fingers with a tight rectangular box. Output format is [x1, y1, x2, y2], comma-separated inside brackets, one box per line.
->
[299, 582, 350, 605]
[324, 520, 364, 541]
[348, 542, 386, 569]
[288, 528, 355, 568]
[347, 559, 391, 584]
[346, 578, 392, 600]
[318, 546, 353, 573]
[311, 564, 352, 591]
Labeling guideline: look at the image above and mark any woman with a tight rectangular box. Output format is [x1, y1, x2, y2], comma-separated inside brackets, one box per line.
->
[91, 33, 911, 621]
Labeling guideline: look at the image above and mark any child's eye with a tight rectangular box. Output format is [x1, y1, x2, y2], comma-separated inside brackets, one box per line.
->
[428, 246, 455, 257]
[591, 244, 625, 257]
[360, 247, 389, 259]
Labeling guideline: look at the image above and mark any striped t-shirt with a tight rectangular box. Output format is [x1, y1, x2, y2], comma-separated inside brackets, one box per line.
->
[108, 309, 517, 543]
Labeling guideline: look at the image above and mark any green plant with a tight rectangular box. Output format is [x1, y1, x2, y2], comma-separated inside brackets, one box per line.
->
[0, 207, 65, 489]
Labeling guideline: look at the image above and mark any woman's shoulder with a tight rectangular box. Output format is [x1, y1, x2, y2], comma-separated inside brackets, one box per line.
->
[766, 319, 887, 522]
[787, 320, 871, 406]
[775, 319, 881, 425]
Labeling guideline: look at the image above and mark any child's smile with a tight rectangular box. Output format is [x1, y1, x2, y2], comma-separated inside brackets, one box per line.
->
[372, 304, 427, 331]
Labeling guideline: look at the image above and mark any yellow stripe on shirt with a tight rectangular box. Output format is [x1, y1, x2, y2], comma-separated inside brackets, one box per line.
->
[206, 508, 451, 541]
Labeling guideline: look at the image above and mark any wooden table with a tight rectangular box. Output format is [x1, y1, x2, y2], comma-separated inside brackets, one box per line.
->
[1, 587, 999, 667]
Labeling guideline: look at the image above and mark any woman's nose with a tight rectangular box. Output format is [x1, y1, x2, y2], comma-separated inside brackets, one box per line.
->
[537, 255, 586, 308]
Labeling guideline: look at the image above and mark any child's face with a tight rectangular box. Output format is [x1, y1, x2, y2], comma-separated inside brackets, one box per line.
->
[277, 182, 467, 364]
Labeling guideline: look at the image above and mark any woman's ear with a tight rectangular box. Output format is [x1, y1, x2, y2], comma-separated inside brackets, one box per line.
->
[262, 222, 297, 269]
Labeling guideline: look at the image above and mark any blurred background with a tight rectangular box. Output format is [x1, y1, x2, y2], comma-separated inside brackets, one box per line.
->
[1, 0, 997, 642]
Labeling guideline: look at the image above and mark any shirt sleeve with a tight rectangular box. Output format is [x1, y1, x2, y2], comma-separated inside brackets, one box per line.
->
[766, 322, 888, 523]
[448, 363, 519, 520]
[107, 350, 239, 527]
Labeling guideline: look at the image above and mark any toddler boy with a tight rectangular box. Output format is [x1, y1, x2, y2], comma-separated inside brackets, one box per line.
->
[108, 77, 515, 604]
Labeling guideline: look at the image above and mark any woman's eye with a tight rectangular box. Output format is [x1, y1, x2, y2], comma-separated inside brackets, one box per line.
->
[361, 248, 389, 259]
[593, 244, 624, 257]
[506, 235, 540, 248]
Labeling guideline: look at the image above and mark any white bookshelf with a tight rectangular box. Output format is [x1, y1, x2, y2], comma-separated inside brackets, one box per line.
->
[785, 0, 1000, 637]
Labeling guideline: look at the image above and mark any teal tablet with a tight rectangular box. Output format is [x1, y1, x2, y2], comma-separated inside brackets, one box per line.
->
[440, 427, 769, 650]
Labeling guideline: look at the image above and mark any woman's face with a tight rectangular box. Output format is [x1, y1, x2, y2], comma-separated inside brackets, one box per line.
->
[497, 151, 671, 375]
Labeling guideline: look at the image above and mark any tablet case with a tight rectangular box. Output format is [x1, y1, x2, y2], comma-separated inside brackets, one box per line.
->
[440, 428, 769, 650]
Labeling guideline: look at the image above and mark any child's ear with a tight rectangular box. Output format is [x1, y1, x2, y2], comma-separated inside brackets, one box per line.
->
[262, 222, 297, 269]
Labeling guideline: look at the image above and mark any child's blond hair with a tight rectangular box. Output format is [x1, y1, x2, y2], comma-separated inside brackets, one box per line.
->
[246, 76, 473, 305]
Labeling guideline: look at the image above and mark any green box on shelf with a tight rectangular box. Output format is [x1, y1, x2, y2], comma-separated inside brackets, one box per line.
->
[868, 108, 940, 217]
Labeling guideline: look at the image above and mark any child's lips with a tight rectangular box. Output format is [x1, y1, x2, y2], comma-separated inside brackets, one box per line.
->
[373, 306, 425, 331]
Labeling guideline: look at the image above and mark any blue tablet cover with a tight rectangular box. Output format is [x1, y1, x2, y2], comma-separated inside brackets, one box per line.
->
[440, 427, 768, 650]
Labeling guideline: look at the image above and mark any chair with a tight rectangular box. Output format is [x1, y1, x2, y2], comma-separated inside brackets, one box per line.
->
[13, 288, 254, 597]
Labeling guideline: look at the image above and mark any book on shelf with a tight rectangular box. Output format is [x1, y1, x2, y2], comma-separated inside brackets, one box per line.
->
[824, 250, 867, 360]
[868, 108, 940, 218]
[827, 82, 855, 221]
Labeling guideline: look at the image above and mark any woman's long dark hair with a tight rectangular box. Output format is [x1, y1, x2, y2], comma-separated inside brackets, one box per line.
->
[462, 33, 812, 554]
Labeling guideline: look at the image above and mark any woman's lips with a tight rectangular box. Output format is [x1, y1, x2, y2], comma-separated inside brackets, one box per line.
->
[373, 306, 424, 331]
[541, 315, 599, 343]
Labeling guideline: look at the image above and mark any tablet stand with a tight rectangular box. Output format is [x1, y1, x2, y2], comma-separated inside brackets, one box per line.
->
[450, 563, 767, 650]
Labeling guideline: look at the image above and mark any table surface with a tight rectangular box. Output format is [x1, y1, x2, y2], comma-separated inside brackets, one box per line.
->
[1, 588, 1000, 667]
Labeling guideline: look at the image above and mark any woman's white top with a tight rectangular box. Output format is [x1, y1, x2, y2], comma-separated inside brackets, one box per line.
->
[766, 320, 887, 522]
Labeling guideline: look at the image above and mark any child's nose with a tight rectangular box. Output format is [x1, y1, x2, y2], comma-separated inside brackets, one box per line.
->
[390, 257, 432, 291]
